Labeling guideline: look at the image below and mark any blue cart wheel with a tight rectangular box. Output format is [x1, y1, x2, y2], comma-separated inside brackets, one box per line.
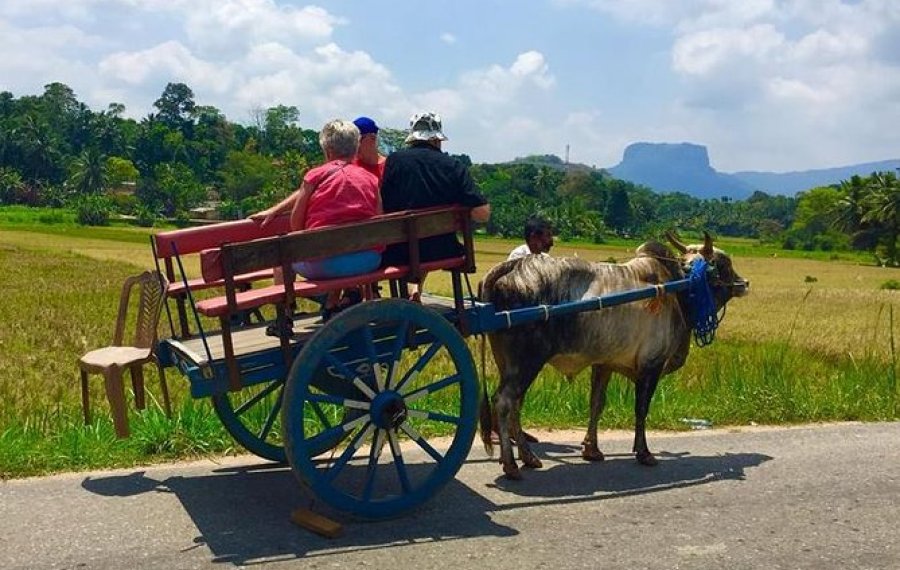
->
[282, 298, 478, 519]
[214, 377, 362, 462]
[212, 379, 287, 463]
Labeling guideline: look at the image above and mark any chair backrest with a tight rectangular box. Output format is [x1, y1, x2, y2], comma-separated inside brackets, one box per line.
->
[113, 271, 169, 348]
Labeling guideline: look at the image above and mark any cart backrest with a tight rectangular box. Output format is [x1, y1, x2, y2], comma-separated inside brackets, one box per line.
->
[201, 206, 474, 283]
[152, 216, 293, 258]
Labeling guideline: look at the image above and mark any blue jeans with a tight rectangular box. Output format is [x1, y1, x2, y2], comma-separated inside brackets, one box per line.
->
[293, 250, 381, 280]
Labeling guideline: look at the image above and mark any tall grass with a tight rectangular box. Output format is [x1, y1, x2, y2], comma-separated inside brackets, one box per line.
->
[1, 219, 898, 479]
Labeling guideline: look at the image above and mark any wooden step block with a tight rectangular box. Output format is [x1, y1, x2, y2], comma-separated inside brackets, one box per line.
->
[291, 508, 343, 539]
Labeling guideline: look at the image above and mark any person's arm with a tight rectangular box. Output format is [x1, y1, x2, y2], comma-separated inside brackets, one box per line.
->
[289, 181, 315, 231]
[470, 203, 490, 223]
[251, 189, 300, 227]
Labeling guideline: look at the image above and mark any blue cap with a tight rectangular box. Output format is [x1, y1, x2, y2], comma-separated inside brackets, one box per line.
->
[353, 116, 379, 135]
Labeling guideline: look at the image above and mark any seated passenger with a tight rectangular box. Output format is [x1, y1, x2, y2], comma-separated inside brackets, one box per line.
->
[256, 119, 382, 325]
[379, 111, 490, 300]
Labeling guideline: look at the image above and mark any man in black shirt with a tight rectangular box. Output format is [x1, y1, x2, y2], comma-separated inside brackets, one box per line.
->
[380, 112, 490, 297]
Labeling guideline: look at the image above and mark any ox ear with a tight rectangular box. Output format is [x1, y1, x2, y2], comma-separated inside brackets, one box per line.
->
[701, 231, 714, 257]
[665, 230, 688, 254]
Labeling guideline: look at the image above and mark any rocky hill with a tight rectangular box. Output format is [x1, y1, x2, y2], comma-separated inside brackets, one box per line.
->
[606, 142, 900, 199]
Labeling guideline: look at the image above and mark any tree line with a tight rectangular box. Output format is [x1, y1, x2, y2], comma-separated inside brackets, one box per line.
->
[1, 82, 898, 263]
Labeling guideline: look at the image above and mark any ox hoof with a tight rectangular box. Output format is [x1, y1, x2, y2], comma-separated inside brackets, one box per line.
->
[521, 455, 542, 469]
[503, 463, 522, 480]
[581, 446, 605, 462]
[635, 450, 658, 466]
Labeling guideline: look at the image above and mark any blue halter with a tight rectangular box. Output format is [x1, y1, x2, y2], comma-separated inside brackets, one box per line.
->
[687, 258, 720, 347]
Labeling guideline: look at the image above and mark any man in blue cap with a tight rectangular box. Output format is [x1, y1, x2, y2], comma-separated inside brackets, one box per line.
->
[352, 116, 386, 181]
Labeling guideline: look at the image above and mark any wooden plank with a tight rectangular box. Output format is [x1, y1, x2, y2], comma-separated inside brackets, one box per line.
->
[225, 208, 464, 277]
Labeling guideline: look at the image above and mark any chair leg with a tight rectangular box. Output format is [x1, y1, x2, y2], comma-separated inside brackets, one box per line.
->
[80, 369, 91, 425]
[157, 361, 172, 418]
[131, 365, 146, 411]
[104, 368, 130, 438]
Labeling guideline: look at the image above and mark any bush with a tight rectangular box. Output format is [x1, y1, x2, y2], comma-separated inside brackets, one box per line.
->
[134, 206, 157, 228]
[804, 275, 818, 283]
[173, 210, 191, 228]
[75, 194, 113, 226]
[880, 280, 900, 291]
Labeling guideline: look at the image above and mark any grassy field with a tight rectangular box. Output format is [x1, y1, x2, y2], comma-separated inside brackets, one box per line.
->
[1, 207, 898, 478]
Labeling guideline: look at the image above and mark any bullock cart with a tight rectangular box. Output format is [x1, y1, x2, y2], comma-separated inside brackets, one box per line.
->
[150, 207, 715, 520]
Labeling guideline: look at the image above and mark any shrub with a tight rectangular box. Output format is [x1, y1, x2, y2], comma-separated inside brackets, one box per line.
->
[75, 194, 113, 226]
[173, 210, 191, 228]
[804, 276, 818, 283]
[880, 280, 900, 291]
[134, 206, 157, 228]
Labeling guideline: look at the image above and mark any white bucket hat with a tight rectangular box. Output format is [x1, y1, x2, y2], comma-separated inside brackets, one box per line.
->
[405, 111, 448, 144]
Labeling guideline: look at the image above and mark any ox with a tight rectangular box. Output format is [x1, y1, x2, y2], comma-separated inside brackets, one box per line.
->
[479, 232, 748, 480]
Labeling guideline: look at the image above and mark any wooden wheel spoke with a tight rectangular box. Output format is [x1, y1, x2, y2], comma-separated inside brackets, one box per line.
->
[393, 341, 444, 393]
[307, 412, 368, 452]
[384, 320, 410, 390]
[323, 423, 374, 483]
[406, 409, 460, 425]
[387, 430, 411, 494]
[361, 429, 386, 502]
[256, 384, 284, 441]
[234, 378, 283, 416]
[399, 422, 444, 463]
[402, 374, 460, 403]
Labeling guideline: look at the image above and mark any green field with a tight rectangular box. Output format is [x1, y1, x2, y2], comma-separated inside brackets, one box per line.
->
[1, 207, 898, 479]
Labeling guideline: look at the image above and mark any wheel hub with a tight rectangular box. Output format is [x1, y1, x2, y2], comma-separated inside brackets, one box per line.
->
[370, 391, 408, 429]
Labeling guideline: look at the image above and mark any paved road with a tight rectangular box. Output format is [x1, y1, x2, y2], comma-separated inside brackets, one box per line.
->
[1, 422, 898, 569]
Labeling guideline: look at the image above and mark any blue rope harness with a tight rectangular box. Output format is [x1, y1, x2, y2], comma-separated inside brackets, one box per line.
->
[687, 258, 720, 347]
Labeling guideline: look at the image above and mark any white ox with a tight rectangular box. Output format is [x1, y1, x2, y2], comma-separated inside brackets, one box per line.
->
[480, 233, 749, 480]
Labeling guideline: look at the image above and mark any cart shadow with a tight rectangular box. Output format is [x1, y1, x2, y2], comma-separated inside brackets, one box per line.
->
[80, 447, 771, 566]
[81, 462, 516, 566]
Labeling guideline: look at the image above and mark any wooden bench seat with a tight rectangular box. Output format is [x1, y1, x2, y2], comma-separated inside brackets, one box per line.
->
[195, 257, 465, 317]
[166, 269, 276, 297]
[151, 216, 292, 336]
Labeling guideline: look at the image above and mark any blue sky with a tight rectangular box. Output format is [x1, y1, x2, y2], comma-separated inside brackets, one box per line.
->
[2, 0, 898, 172]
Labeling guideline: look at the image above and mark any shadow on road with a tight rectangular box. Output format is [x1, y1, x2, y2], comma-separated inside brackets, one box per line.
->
[80, 447, 771, 566]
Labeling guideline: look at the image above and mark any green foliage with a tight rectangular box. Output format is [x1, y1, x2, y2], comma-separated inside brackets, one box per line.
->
[880, 280, 900, 291]
[219, 150, 276, 217]
[134, 205, 157, 227]
[74, 193, 114, 226]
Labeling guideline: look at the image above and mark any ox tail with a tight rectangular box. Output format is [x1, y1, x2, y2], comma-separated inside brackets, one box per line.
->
[478, 334, 495, 457]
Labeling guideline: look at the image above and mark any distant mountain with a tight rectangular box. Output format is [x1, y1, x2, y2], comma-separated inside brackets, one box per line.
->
[732, 160, 900, 195]
[608, 143, 755, 200]
[606, 142, 900, 199]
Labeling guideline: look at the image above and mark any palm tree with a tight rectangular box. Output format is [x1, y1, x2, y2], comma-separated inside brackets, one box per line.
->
[861, 171, 900, 265]
[68, 147, 109, 195]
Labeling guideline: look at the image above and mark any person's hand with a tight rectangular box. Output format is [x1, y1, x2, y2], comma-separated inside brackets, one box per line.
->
[249, 210, 274, 227]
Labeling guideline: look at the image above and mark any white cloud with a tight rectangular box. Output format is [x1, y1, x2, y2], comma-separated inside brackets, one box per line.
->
[99, 41, 230, 91]
[672, 24, 784, 76]
[460, 51, 554, 105]
[440, 32, 456, 44]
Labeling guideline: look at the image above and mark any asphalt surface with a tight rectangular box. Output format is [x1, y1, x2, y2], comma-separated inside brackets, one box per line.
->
[1, 422, 898, 570]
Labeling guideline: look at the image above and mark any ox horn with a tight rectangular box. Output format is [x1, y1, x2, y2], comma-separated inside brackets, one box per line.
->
[665, 230, 688, 254]
[701, 231, 714, 257]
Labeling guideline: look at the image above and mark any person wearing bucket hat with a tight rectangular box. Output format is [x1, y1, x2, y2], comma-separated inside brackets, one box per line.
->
[352, 116, 386, 181]
[380, 111, 490, 299]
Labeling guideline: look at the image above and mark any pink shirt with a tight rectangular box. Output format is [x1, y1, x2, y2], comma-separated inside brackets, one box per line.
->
[303, 160, 380, 230]
[352, 155, 386, 182]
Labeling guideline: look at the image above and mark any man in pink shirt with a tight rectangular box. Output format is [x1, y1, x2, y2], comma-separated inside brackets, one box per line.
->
[351, 116, 386, 182]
